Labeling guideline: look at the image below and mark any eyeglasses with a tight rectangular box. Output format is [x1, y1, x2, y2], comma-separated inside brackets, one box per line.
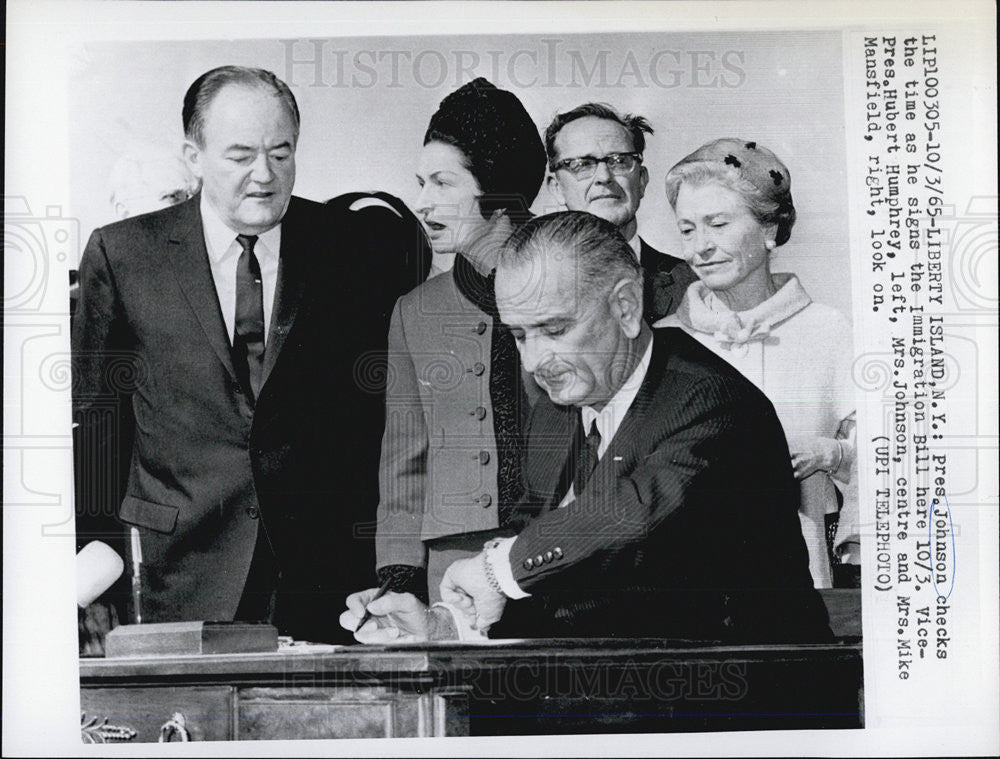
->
[551, 152, 642, 180]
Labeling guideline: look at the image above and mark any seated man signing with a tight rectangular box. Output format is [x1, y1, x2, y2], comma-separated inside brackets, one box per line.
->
[341, 211, 831, 643]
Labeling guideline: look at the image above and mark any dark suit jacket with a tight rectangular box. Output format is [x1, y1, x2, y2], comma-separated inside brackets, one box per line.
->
[322, 191, 434, 591]
[491, 328, 831, 642]
[72, 194, 368, 642]
[326, 191, 432, 295]
[640, 237, 698, 323]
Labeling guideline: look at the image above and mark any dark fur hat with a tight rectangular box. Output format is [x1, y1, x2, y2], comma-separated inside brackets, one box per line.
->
[424, 78, 545, 222]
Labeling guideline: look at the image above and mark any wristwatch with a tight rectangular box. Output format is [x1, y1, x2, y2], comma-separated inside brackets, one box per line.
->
[482, 539, 504, 595]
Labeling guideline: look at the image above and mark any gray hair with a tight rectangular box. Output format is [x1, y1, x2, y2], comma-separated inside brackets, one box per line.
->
[108, 151, 198, 205]
[664, 139, 797, 246]
[182, 66, 300, 147]
[500, 210, 642, 302]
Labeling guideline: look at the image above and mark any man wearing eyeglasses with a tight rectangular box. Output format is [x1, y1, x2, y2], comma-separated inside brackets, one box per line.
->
[544, 103, 696, 321]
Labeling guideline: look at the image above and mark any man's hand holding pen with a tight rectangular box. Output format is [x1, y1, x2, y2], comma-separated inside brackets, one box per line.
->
[341, 588, 451, 643]
[342, 548, 507, 643]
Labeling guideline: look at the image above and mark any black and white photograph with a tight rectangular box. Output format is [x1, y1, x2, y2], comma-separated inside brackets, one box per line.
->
[4, 1, 997, 755]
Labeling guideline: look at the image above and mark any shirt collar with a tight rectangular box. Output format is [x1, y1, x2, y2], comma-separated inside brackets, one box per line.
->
[627, 233, 641, 264]
[200, 193, 282, 263]
[580, 335, 654, 450]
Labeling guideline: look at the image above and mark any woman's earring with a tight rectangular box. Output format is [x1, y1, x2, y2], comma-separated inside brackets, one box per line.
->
[764, 239, 776, 251]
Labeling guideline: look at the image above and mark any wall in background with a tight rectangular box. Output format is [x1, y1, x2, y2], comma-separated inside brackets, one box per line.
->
[70, 31, 852, 316]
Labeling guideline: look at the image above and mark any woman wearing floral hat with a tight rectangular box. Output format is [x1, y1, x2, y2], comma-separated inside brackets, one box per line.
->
[657, 139, 859, 589]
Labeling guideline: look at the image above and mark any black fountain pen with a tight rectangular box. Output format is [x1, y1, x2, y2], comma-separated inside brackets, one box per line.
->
[354, 578, 393, 633]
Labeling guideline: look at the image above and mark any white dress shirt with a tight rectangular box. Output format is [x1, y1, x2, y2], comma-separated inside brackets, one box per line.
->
[200, 195, 281, 344]
[488, 335, 655, 599]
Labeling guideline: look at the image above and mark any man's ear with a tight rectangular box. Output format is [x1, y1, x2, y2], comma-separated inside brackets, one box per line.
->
[182, 140, 203, 180]
[547, 174, 567, 208]
[637, 165, 649, 201]
[608, 277, 644, 339]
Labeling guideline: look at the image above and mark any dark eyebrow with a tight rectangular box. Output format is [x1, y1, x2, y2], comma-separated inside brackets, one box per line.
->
[528, 315, 572, 330]
[225, 141, 293, 152]
[501, 314, 569, 331]
[416, 169, 458, 182]
[564, 152, 633, 161]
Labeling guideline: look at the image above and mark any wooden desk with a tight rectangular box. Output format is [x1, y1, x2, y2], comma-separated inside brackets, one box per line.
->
[80, 638, 863, 741]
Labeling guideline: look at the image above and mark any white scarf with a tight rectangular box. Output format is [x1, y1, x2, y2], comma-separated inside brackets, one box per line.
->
[674, 272, 812, 350]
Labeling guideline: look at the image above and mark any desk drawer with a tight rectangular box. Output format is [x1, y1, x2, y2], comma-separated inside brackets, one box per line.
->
[237, 687, 425, 739]
[81, 686, 233, 742]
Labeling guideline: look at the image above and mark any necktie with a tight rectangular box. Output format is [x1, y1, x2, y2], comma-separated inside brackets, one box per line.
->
[573, 418, 602, 498]
[234, 234, 265, 401]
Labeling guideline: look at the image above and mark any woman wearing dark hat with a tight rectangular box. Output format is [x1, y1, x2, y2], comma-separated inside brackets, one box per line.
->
[371, 78, 546, 603]
[416, 77, 545, 278]
[656, 139, 859, 589]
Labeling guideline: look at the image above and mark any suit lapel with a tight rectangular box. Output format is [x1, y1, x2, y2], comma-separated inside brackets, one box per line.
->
[260, 205, 307, 388]
[641, 239, 679, 320]
[165, 197, 239, 382]
[597, 332, 670, 476]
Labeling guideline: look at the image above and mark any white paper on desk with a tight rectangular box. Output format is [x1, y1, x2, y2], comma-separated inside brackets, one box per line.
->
[277, 642, 347, 654]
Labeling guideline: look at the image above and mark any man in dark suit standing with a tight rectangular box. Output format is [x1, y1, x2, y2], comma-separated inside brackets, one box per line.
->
[543, 103, 697, 322]
[73, 66, 363, 642]
[342, 211, 829, 643]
